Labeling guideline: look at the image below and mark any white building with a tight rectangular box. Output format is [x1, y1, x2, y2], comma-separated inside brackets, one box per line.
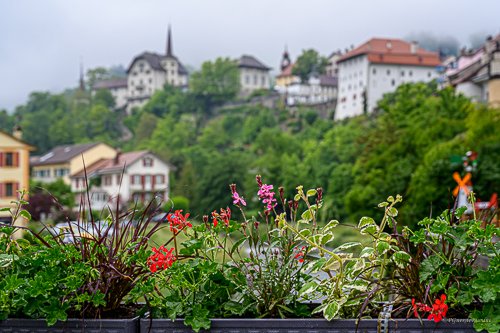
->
[93, 26, 188, 114]
[335, 38, 441, 120]
[93, 78, 128, 109]
[277, 75, 337, 106]
[238, 55, 271, 96]
[70, 151, 172, 211]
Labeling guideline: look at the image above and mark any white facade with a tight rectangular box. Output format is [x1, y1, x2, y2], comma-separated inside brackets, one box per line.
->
[336, 56, 438, 119]
[239, 67, 270, 95]
[71, 152, 171, 211]
[109, 86, 128, 109]
[126, 54, 188, 112]
[277, 76, 337, 106]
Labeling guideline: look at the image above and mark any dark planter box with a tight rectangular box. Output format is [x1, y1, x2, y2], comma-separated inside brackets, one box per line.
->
[140, 318, 478, 333]
[0, 317, 139, 333]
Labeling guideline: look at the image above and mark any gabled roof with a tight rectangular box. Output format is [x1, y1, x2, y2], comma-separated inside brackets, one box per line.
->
[238, 55, 271, 71]
[127, 52, 165, 73]
[31, 143, 103, 166]
[71, 151, 175, 178]
[277, 63, 295, 78]
[0, 130, 35, 150]
[93, 78, 128, 90]
[72, 151, 150, 177]
[338, 38, 441, 67]
[127, 52, 188, 76]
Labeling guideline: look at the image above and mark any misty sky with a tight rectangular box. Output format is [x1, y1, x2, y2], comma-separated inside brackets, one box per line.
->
[1, 0, 499, 111]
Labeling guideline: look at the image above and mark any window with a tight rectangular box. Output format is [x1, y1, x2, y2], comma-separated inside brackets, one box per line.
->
[5, 183, 13, 197]
[428, 72, 432, 78]
[143, 157, 154, 167]
[131, 175, 141, 185]
[155, 175, 165, 184]
[409, 70, 413, 77]
[149, 78, 152, 84]
[401, 70, 405, 77]
[5, 153, 13, 166]
[261, 76, 266, 86]
[171, 70, 175, 75]
[103, 175, 112, 186]
[372, 68, 376, 75]
[387, 69, 391, 75]
[0, 152, 19, 167]
[0, 182, 17, 198]
[245, 75, 250, 84]
[253, 75, 258, 85]
[353, 94, 357, 100]
[391, 79, 396, 86]
[116, 174, 121, 184]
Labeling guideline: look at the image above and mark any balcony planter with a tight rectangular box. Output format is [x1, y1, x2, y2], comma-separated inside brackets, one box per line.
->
[140, 318, 477, 333]
[0, 316, 139, 333]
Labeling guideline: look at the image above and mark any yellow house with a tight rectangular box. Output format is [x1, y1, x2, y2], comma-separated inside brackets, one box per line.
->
[31, 143, 117, 185]
[0, 129, 34, 220]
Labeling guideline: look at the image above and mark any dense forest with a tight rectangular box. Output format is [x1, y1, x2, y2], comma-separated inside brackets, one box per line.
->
[1, 58, 499, 227]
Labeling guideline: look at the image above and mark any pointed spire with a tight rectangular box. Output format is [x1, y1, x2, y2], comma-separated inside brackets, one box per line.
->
[79, 60, 85, 91]
[280, 44, 291, 72]
[166, 25, 173, 56]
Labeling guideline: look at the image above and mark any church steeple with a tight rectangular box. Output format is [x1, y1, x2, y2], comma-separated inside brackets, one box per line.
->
[280, 45, 291, 71]
[166, 25, 173, 56]
[79, 61, 85, 91]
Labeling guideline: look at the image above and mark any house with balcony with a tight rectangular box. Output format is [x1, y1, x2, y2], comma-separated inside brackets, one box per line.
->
[0, 128, 34, 223]
[31, 143, 117, 185]
[70, 151, 171, 211]
[447, 35, 500, 107]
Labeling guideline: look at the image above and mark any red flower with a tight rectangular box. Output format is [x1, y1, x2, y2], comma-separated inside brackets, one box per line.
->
[428, 295, 448, 323]
[294, 246, 306, 263]
[411, 294, 447, 323]
[211, 207, 231, 227]
[147, 246, 176, 273]
[168, 210, 192, 233]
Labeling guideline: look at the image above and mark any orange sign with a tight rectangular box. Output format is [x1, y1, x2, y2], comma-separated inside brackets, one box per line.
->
[452, 172, 472, 197]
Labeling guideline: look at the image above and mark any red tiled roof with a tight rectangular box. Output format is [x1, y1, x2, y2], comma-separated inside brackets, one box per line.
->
[72, 151, 149, 177]
[338, 38, 441, 67]
[277, 63, 294, 78]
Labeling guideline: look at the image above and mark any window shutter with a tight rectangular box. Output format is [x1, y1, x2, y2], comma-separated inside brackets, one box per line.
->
[152, 174, 156, 189]
[130, 175, 135, 185]
[161, 175, 165, 184]
[13, 152, 19, 167]
[0, 183, 4, 197]
[0, 153, 3, 167]
[13, 182, 19, 195]
[141, 175, 145, 188]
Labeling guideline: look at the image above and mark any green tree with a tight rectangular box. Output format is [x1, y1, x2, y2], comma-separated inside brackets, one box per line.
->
[189, 57, 240, 107]
[292, 49, 328, 82]
[0, 110, 15, 133]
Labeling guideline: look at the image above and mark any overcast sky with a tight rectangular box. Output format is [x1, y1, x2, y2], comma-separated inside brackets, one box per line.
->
[1, 0, 499, 111]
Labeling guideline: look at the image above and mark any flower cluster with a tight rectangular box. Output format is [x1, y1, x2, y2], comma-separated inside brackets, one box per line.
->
[168, 210, 192, 233]
[147, 246, 176, 273]
[230, 184, 247, 206]
[256, 175, 277, 212]
[211, 207, 231, 227]
[294, 246, 306, 263]
[412, 294, 448, 322]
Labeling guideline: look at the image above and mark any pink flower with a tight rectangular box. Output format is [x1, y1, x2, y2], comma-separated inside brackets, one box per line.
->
[232, 191, 247, 206]
[257, 183, 277, 212]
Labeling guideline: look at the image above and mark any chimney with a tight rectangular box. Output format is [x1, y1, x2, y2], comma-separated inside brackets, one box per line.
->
[410, 41, 418, 54]
[114, 149, 122, 165]
[12, 125, 22, 140]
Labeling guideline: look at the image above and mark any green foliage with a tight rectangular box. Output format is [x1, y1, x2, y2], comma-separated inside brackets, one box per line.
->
[189, 57, 240, 106]
[164, 196, 190, 212]
[292, 49, 328, 82]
